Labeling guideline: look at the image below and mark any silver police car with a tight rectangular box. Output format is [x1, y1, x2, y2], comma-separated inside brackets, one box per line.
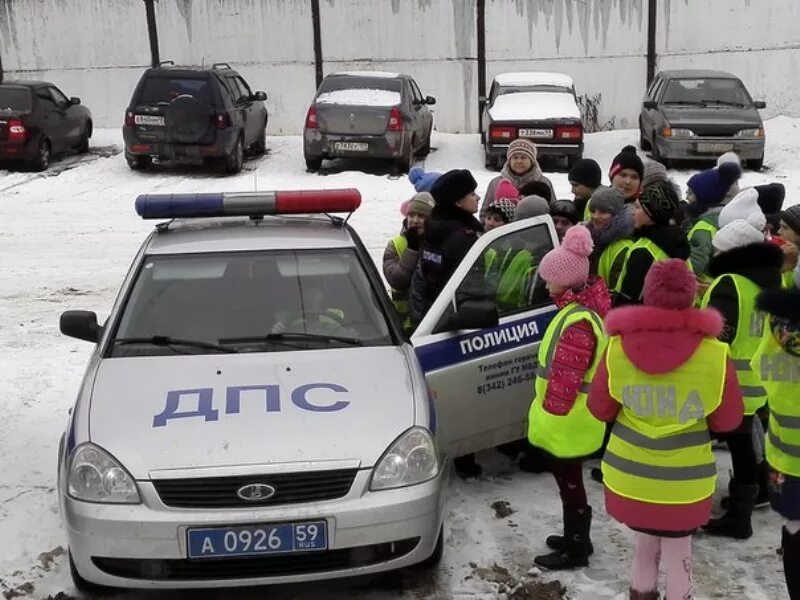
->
[58, 189, 560, 590]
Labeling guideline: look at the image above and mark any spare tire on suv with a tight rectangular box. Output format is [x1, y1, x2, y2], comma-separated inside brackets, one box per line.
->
[165, 95, 212, 144]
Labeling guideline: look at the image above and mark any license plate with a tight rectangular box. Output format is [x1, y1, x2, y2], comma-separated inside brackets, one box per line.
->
[333, 142, 369, 152]
[518, 128, 553, 138]
[134, 115, 165, 127]
[696, 142, 734, 154]
[187, 521, 327, 559]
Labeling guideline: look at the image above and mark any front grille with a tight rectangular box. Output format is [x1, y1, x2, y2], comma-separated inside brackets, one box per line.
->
[152, 469, 358, 508]
[92, 538, 420, 580]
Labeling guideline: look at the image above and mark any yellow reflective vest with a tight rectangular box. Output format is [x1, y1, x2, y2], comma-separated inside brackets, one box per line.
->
[687, 220, 718, 284]
[597, 239, 632, 291]
[528, 302, 607, 459]
[782, 270, 795, 290]
[752, 324, 800, 477]
[389, 235, 410, 327]
[700, 273, 768, 415]
[602, 336, 728, 504]
[614, 238, 675, 298]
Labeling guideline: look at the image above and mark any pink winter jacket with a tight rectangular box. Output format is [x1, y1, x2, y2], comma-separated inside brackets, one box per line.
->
[588, 305, 744, 533]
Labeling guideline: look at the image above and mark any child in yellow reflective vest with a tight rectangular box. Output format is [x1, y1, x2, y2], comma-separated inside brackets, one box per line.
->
[589, 259, 744, 600]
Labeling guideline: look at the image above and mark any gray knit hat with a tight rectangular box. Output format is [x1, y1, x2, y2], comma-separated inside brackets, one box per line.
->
[588, 187, 626, 215]
[641, 159, 668, 189]
[514, 195, 550, 221]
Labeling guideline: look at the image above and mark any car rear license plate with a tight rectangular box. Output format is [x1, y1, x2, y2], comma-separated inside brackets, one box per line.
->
[518, 128, 553, 138]
[134, 115, 165, 127]
[334, 142, 369, 152]
[696, 142, 734, 154]
[187, 521, 327, 559]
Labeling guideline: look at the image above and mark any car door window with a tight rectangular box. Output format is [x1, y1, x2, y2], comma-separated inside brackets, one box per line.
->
[36, 89, 56, 110]
[410, 80, 424, 105]
[411, 217, 559, 456]
[48, 87, 69, 107]
[645, 77, 660, 100]
[234, 77, 251, 103]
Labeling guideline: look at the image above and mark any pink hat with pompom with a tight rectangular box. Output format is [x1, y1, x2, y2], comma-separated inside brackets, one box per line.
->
[539, 225, 594, 288]
[495, 179, 520, 203]
[643, 259, 697, 309]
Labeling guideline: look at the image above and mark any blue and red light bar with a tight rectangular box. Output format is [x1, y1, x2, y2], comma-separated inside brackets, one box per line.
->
[135, 189, 361, 220]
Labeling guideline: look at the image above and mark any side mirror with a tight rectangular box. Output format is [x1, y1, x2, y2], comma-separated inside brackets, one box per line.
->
[253, 91, 267, 102]
[70, 97, 81, 105]
[643, 100, 658, 110]
[425, 95, 436, 105]
[434, 299, 499, 334]
[754, 100, 766, 109]
[60, 310, 102, 343]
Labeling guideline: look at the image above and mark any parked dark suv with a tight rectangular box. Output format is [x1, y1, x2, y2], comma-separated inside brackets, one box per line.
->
[123, 62, 268, 174]
[0, 80, 92, 171]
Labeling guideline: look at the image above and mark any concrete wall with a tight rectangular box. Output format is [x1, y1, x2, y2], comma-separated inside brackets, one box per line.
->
[0, 0, 797, 133]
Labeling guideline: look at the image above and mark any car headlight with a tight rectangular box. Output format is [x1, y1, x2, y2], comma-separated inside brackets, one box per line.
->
[668, 128, 695, 137]
[737, 128, 764, 138]
[68, 443, 141, 504]
[370, 427, 439, 491]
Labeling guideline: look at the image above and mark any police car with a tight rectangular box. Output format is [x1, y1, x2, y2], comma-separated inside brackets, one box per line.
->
[58, 190, 559, 590]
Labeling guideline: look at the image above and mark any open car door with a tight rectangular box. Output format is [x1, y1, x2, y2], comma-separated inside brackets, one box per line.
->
[411, 216, 560, 457]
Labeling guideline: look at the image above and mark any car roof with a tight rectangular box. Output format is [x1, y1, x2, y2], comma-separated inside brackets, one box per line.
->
[330, 71, 403, 79]
[658, 69, 739, 80]
[0, 80, 50, 88]
[145, 66, 237, 77]
[144, 216, 357, 255]
[493, 72, 574, 88]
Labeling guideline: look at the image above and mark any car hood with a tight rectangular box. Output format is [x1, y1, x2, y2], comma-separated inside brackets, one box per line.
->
[88, 347, 415, 478]
[662, 106, 762, 128]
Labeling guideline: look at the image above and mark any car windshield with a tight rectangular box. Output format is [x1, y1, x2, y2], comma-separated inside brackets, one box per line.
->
[662, 78, 752, 107]
[110, 249, 393, 357]
[319, 76, 401, 94]
[138, 76, 213, 105]
[0, 87, 32, 111]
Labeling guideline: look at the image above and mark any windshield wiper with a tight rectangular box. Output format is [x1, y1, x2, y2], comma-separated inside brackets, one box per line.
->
[114, 336, 238, 353]
[663, 100, 707, 106]
[220, 333, 363, 347]
[704, 99, 745, 107]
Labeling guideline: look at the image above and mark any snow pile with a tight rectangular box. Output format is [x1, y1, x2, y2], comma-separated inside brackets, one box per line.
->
[494, 72, 575, 89]
[316, 89, 401, 107]
[489, 92, 582, 122]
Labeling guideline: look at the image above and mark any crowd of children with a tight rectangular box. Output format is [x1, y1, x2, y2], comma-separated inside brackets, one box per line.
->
[383, 141, 799, 599]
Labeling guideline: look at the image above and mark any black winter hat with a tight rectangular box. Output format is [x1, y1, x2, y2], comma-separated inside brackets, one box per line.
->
[756, 183, 786, 215]
[568, 158, 602, 189]
[430, 169, 478, 207]
[639, 180, 680, 225]
[550, 199, 579, 225]
[609, 145, 644, 182]
[518, 180, 553, 203]
[781, 205, 800, 235]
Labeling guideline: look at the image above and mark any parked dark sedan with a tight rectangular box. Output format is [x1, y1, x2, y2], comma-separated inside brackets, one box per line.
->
[303, 71, 435, 173]
[639, 70, 766, 169]
[0, 80, 92, 171]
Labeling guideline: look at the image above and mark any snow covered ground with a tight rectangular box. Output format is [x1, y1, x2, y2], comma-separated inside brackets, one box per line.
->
[1, 118, 799, 600]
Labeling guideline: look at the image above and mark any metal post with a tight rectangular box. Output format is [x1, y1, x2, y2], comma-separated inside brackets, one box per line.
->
[310, 0, 323, 89]
[0, 49, 4, 84]
[476, 0, 486, 131]
[646, 0, 657, 85]
[144, 0, 160, 68]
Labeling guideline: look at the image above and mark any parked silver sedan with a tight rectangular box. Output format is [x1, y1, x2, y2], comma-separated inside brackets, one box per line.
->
[303, 72, 435, 173]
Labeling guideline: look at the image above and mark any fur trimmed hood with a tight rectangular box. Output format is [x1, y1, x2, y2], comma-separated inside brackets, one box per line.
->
[707, 242, 783, 288]
[758, 288, 800, 357]
[605, 305, 724, 374]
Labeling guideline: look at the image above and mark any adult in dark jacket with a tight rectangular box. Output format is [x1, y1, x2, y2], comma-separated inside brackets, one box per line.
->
[613, 181, 689, 306]
[700, 215, 783, 540]
[409, 169, 483, 330]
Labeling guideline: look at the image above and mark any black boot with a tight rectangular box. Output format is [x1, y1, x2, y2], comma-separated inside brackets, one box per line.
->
[721, 463, 770, 510]
[590, 467, 604, 483]
[454, 453, 482, 479]
[545, 506, 595, 555]
[518, 444, 549, 474]
[535, 507, 592, 570]
[783, 527, 800, 599]
[703, 483, 759, 539]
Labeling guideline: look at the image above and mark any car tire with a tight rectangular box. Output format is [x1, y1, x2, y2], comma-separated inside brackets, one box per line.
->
[225, 136, 244, 175]
[418, 127, 432, 157]
[396, 138, 414, 173]
[651, 133, 671, 167]
[32, 138, 51, 172]
[305, 156, 323, 172]
[639, 123, 651, 151]
[252, 120, 267, 156]
[69, 551, 115, 595]
[77, 121, 92, 154]
[747, 156, 764, 171]
[413, 526, 444, 570]
[126, 153, 152, 170]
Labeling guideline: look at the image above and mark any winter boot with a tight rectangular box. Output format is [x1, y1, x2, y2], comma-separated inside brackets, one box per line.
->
[721, 464, 770, 510]
[590, 466, 604, 483]
[703, 483, 759, 539]
[518, 444, 549, 474]
[629, 590, 660, 600]
[535, 507, 592, 570]
[454, 453, 483, 479]
[545, 506, 595, 555]
[783, 527, 800, 599]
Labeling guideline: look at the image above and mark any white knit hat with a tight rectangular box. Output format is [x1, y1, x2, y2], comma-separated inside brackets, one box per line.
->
[719, 188, 762, 229]
[717, 151, 742, 168]
[712, 214, 766, 252]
